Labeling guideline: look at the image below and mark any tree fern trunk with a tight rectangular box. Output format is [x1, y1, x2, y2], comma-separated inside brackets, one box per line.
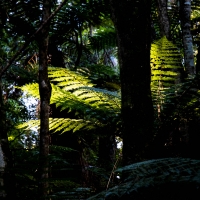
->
[38, 0, 52, 198]
[180, 0, 195, 75]
[109, 0, 153, 165]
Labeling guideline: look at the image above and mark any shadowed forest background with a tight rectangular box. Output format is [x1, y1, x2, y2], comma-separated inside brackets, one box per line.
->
[1, 0, 200, 199]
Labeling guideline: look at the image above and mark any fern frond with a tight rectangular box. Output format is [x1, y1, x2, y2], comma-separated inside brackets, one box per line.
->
[50, 145, 77, 152]
[17, 118, 101, 134]
[88, 158, 200, 199]
[16, 119, 40, 130]
[48, 67, 94, 90]
[49, 118, 101, 133]
[19, 83, 40, 99]
[77, 64, 119, 84]
[18, 66, 120, 137]
[151, 37, 181, 86]
[151, 37, 182, 113]
[51, 83, 120, 119]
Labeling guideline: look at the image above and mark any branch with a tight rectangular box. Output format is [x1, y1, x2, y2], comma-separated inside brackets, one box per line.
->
[0, 0, 68, 78]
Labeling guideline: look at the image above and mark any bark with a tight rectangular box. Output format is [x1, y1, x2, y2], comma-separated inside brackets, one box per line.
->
[109, 0, 153, 165]
[0, 78, 15, 199]
[157, 0, 171, 39]
[38, 0, 52, 198]
[180, 0, 195, 75]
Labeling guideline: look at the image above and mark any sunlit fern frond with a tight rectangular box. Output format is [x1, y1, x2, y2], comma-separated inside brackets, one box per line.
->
[19, 82, 40, 99]
[18, 67, 120, 134]
[16, 119, 40, 131]
[49, 118, 101, 134]
[151, 36, 182, 111]
[48, 67, 94, 90]
[17, 118, 102, 134]
[50, 84, 89, 113]
[77, 87, 120, 111]
[20, 80, 120, 119]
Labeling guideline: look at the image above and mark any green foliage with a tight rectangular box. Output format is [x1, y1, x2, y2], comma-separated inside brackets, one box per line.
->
[49, 67, 94, 89]
[17, 118, 98, 134]
[13, 145, 84, 200]
[151, 0, 162, 40]
[15, 37, 200, 200]
[13, 148, 39, 200]
[18, 67, 120, 135]
[89, 27, 116, 51]
[151, 37, 181, 85]
[151, 37, 182, 112]
[49, 187, 91, 199]
[4, 1, 200, 198]
[88, 158, 200, 199]
[78, 64, 119, 81]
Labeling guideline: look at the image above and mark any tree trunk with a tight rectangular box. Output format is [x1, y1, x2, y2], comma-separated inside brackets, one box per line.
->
[109, 0, 153, 165]
[180, 0, 195, 75]
[0, 78, 15, 199]
[38, 0, 52, 198]
[98, 134, 116, 170]
[75, 28, 83, 68]
[157, 0, 171, 39]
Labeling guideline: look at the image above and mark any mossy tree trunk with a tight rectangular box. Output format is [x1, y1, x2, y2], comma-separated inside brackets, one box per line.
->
[109, 0, 153, 165]
[38, 0, 52, 198]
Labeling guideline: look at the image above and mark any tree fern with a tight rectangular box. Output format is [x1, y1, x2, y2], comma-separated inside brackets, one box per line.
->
[18, 67, 120, 134]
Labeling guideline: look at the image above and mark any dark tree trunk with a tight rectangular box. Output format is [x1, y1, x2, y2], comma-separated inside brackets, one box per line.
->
[98, 135, 116, 170]
[75, 28, 83, 68]
[180, 0, 195, 75]
[157, 0, 171, 39]
[109, 0, 153, 165]
[0, 78, 15, 199]
[38, 0, 52, 198]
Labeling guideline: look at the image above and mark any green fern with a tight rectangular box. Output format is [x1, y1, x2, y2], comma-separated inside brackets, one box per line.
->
[48, 67, 94, 90]
[18, 67, 120, 134]
[87, 158, 200, 199]
[17, 118, 101, 134]
[151, 37, 182, 113]
[151, 37, 181, 85]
